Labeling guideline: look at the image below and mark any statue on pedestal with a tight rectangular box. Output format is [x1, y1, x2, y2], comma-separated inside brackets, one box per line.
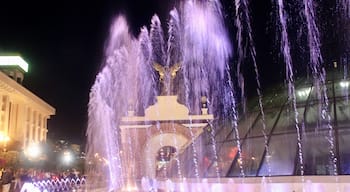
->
[153, 63, 181, 95]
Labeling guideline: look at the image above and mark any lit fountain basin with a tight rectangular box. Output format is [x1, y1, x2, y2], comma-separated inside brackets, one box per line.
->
[148, 176, 350, 192]
[79, 176, 350, 192]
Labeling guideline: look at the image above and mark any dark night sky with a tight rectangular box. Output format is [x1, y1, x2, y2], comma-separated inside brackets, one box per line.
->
[0, 0, 281, 145]
[0, 0, 192, 144]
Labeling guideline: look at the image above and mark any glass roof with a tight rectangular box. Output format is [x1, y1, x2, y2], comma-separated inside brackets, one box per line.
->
[168, 72, 350, 177]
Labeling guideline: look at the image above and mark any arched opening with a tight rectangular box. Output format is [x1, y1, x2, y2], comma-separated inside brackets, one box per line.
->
[156, 146, 177, 177]
[143, 132, 189, 178]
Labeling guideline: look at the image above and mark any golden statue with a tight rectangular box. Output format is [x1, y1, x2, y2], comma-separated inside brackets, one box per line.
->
[153, 63, 181, 95]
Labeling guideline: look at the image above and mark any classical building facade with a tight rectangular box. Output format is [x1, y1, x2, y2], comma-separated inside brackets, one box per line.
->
[0, 56, 55, 150]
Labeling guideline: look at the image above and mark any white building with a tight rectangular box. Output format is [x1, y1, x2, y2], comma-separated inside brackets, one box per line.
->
[0, 55, 55, 150]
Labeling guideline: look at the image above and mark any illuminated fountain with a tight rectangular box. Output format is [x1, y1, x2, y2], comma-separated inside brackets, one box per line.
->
[86, 0, 350, 191]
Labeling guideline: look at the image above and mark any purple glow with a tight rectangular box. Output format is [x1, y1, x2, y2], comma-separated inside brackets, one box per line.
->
[85, 0, 344, 191]
[87, 0, 234, 190]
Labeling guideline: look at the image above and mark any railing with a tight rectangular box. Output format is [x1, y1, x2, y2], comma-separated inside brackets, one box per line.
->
[21, 177, 86, 192]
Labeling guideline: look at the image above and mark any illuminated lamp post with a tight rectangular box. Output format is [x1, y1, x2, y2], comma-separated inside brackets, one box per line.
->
[22, 142, 44, 169]
[25, 143, 42, 160]
[58, 150, 75, 172]
[62, 151, 73, 165]
[0, 132, 10, 168]
[0, 132, 10, 152]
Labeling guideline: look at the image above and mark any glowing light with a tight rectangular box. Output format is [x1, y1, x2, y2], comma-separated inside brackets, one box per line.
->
[20, 183, 41, 192]
[102, 158, 109, 165]
[228, 147, 238, 159]
[0, 132, 10, 143]
[63, 151, 73, 164]
[26, 143, 41, 158]
[0, 56, 29, 72]
[297, 88, 311, 98]
[340, 81, 350, 88]
[121, 184, 138, 192]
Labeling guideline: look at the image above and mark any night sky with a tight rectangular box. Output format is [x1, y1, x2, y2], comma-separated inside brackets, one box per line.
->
[1, 0, 337, 145]
[0, 0, 193, 145]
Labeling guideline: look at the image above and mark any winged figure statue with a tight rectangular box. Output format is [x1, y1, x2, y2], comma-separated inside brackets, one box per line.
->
[153, 63, 181, 95]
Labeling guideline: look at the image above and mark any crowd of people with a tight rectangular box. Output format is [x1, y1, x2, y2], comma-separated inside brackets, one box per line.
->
[0, 168, 84, 192]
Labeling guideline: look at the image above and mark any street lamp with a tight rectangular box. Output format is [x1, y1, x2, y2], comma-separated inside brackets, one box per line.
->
[25, 143, 41, 159]
[62, 151, 73, 165]
[0, 132, 10, 152]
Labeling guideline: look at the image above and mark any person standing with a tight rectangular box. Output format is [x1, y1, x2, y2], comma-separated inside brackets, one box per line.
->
[1, 168, 13, 192]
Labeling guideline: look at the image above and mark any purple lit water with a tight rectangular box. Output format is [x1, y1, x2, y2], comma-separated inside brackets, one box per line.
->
[235, 0, 247, 114]
[207, 120, 221, 178]
[87, 1, 236, 190]
[85, 0, 344, 191]
[342, 0, 350, 18]
[181, 0, 232, 115]
[235, 0, 270, 177]
[150, 15, 168, 174]
[276, 0, 304, 176]
[303, 0, 338, 175]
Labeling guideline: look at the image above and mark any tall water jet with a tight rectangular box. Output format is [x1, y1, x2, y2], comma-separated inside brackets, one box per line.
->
[339, 0, 350, 80]
[234, 0, 248, 114]
[181, 0, 234, 180]
[87, 16, 141, 190]
[234, 0, 270, 177]
[303, 0, 338, 175]
[181, 0, 232, 116]
[275, 0, 304, 176]
[341, 0, 350, 18]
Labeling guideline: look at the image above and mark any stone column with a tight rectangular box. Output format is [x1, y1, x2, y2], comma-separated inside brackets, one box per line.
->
[0, 95, 3, 132]
[2, 96, 10, 135]
[43, 117, 48, 141]
[29, 109, 34, 144]
[35, 113, 40, 142]
[39, 115, 43, 141]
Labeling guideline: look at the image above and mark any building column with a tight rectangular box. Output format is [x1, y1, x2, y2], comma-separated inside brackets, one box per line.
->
[39, 114, 44, 142]
[44, 117, 48, 141]
[29, 109, 34, 144]
[35, 112, 39, 142]
[42, 116, 47, 141]
[24, 107, 30, 149]
[2, 96, 10, 135]
[0, 94, 3, 132]
[33, 111, 37, 143]
[8, 102, 18, 139]
[39, 115, 42, 141]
